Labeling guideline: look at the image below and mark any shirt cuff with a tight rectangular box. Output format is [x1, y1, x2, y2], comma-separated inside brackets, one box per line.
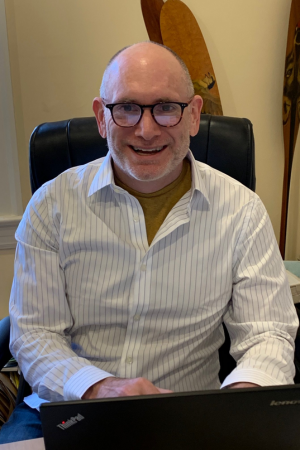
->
[64, 366, 115, 400]
[220, 368, 287, 389]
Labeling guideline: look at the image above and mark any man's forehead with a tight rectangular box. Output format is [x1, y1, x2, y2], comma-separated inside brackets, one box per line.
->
[108, 44, 181, 77]
[101, 43, 189, 101]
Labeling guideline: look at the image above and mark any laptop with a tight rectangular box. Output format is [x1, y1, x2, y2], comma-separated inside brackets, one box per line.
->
[40, 384, 300, 450]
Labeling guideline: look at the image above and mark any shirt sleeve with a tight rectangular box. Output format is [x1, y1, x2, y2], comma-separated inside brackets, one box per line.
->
[9, 184, 114, 402]
[221, 196, 299, 388]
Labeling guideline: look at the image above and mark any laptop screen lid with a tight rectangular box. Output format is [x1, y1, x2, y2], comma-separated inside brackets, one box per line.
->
[40, 384, 300, 450]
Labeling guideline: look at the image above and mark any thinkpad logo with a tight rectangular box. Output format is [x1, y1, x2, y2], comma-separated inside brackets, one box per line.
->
[57, 413, 85, 430]
[270, 400, 300, 406]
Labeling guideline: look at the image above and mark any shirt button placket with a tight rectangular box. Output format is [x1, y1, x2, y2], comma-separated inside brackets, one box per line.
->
[121, 257, 148, 378]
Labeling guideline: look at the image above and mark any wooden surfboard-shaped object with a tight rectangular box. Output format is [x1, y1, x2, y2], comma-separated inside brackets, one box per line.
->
[280, 0, 300, 257]
[141, 0, 164, 44]
[160, 0, 223, 115]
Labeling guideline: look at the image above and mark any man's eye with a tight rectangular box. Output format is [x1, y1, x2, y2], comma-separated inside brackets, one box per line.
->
[162, 105, 173, 112]
[155, 104, 176, 113]
[119, 104, 140, 113]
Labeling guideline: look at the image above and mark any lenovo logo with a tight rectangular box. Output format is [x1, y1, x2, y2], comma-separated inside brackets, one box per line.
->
[270, 400, 300, 406]
[57, 413, 85, 430]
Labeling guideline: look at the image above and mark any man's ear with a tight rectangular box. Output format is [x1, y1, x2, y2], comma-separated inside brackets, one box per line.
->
[93, 97, 107, 138]
[189, 95, 203, 137]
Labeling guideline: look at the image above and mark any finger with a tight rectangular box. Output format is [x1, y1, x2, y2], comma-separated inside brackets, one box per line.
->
[157, 388, 173, 393]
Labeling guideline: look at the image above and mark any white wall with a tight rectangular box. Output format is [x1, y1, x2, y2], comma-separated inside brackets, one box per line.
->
[0, 0, 22, 218]
[1, 0, 300, 315]
[0, 0, 22, 318]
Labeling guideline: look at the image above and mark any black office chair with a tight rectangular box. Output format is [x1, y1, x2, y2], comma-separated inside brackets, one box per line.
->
[0, 317, 11, 371]
[0, 114, 256, 401]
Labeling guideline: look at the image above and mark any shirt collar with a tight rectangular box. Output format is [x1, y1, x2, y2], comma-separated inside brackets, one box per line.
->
[185, 150, 209, 205]
[88, 149, 210, 205]
[88, 152, 115, 197]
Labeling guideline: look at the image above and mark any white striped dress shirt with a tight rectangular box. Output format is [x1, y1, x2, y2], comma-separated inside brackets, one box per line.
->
[9, 151, 298, 403]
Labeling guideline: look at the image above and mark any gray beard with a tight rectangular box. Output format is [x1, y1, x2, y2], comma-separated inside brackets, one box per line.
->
[106, 134, 190, 183]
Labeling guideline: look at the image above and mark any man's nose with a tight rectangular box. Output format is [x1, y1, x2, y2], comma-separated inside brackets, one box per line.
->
[134, 109, 161, 140]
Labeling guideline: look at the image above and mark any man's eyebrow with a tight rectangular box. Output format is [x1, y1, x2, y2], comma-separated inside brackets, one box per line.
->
[152, 97, 176, 103]
[114, 98, 136, 103]
[113, 97, 177, 104]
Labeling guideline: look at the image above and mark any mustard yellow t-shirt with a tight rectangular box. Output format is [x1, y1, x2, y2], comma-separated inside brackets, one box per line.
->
[115, 159, 191, 245]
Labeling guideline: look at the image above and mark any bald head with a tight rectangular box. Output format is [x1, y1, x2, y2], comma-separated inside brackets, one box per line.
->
[100, 42, 194, 100]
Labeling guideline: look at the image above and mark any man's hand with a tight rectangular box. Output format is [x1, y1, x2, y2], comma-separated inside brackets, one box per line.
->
[82, 376, 172, 399]
[227, 382, 259, 389]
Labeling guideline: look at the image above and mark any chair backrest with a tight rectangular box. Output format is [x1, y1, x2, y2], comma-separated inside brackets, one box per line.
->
[29, 114, 255, 194]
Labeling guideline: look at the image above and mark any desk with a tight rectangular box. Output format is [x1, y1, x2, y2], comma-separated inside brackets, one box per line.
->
[0, 438, 44, 450]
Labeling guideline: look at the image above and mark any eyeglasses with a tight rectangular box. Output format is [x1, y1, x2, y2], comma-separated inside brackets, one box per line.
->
[104, 101, 192, 128]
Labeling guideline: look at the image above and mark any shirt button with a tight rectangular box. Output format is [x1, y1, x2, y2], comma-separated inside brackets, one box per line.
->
[126, 357, 133, 364]
[133, 215, 139, 222]
[133, 314, 140, 321]
[141, 264, 147, 271]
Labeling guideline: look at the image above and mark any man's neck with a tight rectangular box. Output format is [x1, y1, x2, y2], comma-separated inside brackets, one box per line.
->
[112, 161, 184, 194]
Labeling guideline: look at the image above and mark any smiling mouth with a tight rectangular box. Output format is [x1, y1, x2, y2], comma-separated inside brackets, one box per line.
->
[130, 145, 167, 155]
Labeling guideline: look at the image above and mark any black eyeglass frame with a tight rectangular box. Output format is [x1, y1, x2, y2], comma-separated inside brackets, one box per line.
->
[104, 101, 192, 128]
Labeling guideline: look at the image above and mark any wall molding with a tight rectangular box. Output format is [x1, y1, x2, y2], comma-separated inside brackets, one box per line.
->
[0, 215, 22, 249]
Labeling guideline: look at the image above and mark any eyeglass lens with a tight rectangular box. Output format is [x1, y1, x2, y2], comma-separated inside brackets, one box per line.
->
[112, 103, 182, 127]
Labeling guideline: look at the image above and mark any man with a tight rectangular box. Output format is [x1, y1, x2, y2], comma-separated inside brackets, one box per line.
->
[1, 42, 298, 442]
